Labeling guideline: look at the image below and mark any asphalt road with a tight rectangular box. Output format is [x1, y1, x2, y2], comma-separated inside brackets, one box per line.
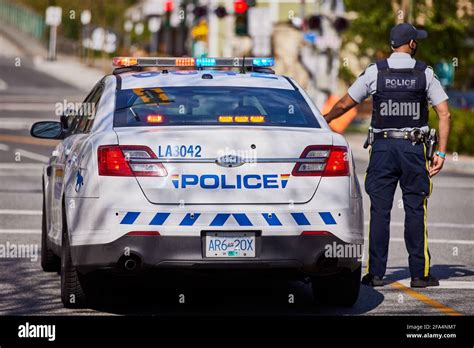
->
[0, 55, 473, 316]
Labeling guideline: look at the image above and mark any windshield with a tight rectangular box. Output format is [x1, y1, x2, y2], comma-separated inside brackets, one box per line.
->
[113, 87, 320, 128]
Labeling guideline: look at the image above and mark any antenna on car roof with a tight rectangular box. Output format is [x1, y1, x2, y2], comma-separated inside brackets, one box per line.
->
[240, 55, 246, 74]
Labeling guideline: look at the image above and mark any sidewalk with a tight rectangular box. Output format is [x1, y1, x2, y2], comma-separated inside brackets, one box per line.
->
[0, 20, 104, 92]
[345, 132, 474, 176]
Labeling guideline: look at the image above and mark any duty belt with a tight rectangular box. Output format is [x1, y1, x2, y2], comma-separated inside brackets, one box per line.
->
[373, 129, 426, 143]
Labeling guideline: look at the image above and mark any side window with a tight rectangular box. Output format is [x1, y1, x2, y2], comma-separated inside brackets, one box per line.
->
[84, 86, 103, 133]
[71, 83, 103, 134]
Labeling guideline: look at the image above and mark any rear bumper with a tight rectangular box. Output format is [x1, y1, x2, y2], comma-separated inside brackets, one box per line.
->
[71, 233, 361, 276]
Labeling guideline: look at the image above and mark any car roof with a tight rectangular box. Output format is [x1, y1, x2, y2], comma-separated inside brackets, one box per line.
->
[116, 69, 295, 90]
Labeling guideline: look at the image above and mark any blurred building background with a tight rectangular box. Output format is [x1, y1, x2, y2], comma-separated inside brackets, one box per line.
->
[0, 0, 473, 153]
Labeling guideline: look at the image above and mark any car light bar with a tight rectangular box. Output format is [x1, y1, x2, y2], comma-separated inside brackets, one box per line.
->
[112, 57, 275, 68]
[218, 115, 266, 123]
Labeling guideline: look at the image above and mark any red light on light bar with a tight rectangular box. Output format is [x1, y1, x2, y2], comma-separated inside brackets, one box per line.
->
[127, 231, 161, 236]
[113, 57, 138, 67]
[146, 114, 164, 123]
[301, 231, 332, 236]
[176, 58, 195, 66]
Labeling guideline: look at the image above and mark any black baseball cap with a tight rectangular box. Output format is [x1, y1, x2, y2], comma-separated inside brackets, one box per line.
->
[390, 23, 427, 47]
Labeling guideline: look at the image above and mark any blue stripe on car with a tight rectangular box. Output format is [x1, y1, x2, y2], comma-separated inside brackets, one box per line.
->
[262, 213, 282, 226]
[291, 213, 310, 226]
[120, 212, 141, 225]
[180, 213, 201, 226]
[210, 213, 231, 226]
[233, 213, 253, 226]
[319, 212, 337, 225]
[149, 212, 170, 225]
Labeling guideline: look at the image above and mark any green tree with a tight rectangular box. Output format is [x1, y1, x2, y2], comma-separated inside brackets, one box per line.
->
[343, 0, 474, 89]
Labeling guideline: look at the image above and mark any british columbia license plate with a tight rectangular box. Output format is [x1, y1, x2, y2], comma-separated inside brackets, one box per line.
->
[205, 232, 256, 258]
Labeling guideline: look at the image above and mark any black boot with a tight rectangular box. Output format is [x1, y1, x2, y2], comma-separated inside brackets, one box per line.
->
[361, 273, 384, 287]
[410, 274, 439, 288]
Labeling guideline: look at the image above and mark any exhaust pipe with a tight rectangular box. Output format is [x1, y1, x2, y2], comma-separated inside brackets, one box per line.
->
[119, 254, 141, 272]
[124, 258, 137, 271]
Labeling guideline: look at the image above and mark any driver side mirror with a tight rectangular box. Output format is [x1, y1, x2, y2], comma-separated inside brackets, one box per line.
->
[30, 121, 64, 140]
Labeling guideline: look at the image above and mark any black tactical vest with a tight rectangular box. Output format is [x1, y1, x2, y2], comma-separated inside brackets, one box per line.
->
[371, 59, 429, 129]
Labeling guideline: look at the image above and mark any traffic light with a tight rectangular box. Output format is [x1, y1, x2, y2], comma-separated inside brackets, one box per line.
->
[307, 15, 322, 30]
[234, 0, 248, 36]
[215, 6, 228, 18]
[333, 17, 349, 32]
[193, 6, 207, 19]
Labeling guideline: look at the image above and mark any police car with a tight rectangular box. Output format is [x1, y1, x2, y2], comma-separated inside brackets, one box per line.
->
[31, 57, 364, 308]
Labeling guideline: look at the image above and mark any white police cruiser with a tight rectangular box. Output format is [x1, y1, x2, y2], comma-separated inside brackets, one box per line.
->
[31, 57, 364, 308]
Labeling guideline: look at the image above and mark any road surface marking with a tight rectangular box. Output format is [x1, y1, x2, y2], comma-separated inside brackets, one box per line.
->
[15, 148, 49, 163]
[0, 118, 46, 130]
[0, 103, 55, 111]
[397, 279, 474, 290]
[0, 134, 59, 146]
[363, 237, 474, 245]
[0, 229, 41, 234]
[0, 143, 10, 151]
[0, 163, 44, 169]
[0, 209, 41, 215]
[0, 78, 7, 91]
[390, 281, 463, 316]
[364, 221, 474, 230]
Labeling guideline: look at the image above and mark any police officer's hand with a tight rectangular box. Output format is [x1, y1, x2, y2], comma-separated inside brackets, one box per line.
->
[429, 155, 445, 177]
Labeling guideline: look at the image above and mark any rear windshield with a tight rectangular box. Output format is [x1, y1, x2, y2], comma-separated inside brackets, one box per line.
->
[113, 87, 320, 128]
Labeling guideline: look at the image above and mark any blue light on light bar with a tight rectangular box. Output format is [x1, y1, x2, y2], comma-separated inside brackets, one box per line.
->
[196, 58, 216, 67]
[252, 58, 275, 67]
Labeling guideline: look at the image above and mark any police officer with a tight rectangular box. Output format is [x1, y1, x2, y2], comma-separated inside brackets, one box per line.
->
[324, 23, 451, 288]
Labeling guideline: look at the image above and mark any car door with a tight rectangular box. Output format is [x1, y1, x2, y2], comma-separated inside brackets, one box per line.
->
[49, 82, 104, 246]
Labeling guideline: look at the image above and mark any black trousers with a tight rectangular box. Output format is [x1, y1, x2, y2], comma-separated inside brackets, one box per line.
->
[365, 138, 432, 278]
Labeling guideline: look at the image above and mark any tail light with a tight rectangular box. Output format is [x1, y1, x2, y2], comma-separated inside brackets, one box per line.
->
[127, 231, 160, 236]
[292, 145, 349, 177]
[301, 231, 332, 236]
[98, 145, 167, 177]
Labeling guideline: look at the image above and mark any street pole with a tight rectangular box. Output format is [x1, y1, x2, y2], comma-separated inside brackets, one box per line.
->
[48, 25, 57, 61]
[223, 0, 234, 57]
[208, 0, 218, 56]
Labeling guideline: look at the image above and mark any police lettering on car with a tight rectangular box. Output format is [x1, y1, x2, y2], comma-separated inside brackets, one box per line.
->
[324, 23, 451, 288]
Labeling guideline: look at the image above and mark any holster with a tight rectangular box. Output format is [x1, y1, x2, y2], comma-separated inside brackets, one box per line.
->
[425, 128, 438, 162]
[363, 128, 374, 149]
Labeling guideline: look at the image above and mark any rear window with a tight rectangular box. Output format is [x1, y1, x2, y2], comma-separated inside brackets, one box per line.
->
[113, 87, 320, 128]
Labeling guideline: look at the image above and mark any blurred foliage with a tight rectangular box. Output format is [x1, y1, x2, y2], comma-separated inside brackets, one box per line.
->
[429, 108, 474, 155]
[343, 0, 474, 89]
[14, 0, 136, 39]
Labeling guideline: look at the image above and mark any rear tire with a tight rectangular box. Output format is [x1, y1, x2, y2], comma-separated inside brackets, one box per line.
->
[60, 206, 89, 308]
[40, 186, 60, 272]
[311, 265, 361, 307]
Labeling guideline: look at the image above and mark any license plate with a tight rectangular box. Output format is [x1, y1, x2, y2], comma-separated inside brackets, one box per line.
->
[205, 232, 256, 258]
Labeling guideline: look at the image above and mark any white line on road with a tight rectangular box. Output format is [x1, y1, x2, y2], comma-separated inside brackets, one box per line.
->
[14, 148, 49, 163]
[0, 229, 40, 234]
[0, 209, 41, 215]
[0, 163, 44, 169]
[364, 237, 474, 245]
[0, 78, 7, 91]
[364, 221, 474, 230]
[397, 278, 474, 290]
[0, 103, 55, 111]
[0, 143, 10, 151]
[0, 118, 52, 130]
